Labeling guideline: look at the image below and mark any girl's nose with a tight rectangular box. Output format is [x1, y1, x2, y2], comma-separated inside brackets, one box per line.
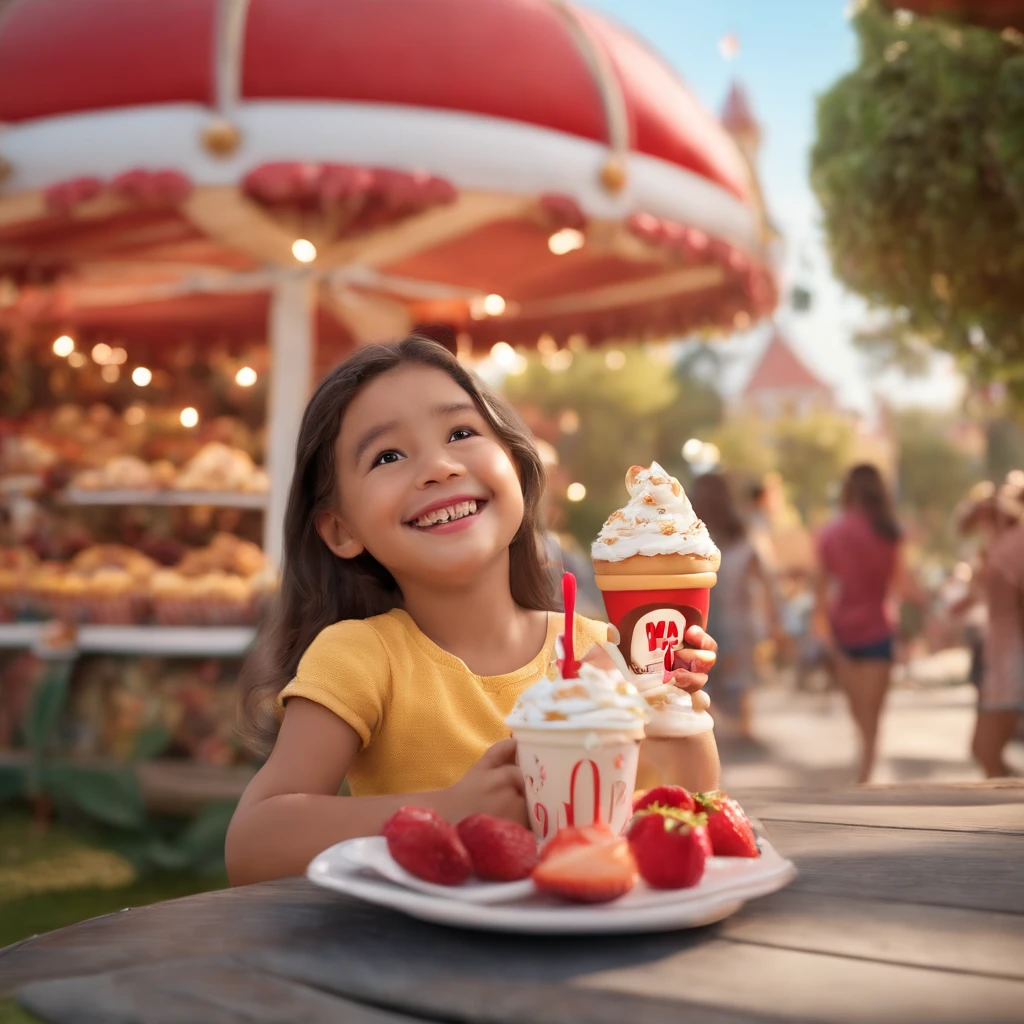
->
[416, 448, 466, 487]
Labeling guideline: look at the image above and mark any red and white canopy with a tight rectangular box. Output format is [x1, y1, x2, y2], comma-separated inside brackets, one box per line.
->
[0, 0, 776, 351]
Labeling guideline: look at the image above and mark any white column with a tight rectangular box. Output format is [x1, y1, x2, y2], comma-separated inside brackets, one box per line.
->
[264, 273, 315, 569]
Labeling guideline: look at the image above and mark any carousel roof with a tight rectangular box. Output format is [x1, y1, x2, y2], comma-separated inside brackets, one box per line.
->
[0, 0, 778, 351]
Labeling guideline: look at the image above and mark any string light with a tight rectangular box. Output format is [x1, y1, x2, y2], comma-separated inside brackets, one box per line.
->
[291, 238, 317, 263]
[124, 405, 146, 426]
[566, 482, 587, 502]
[110, 347, 128, 365]
[558, 409, 580, 434]
[52, 335, 75, 357]
[682, 438, 704, 461]
[235, 366, 258, 387]
[547, 228, 585, 255]
[605, 349, 626, 370]
[545, 349, 573, 372]
[91, 342, 112, 364]
[68, 352, 87, 367]
[131, 367, 153, 387]
[100, 365, 120, 383]
[180, 407, 199, 428]
[470, 293, 507, 320]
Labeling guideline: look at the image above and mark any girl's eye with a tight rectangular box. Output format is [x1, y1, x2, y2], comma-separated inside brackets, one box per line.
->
[449, 427, 477, 442]
[371, 450, 404, 468]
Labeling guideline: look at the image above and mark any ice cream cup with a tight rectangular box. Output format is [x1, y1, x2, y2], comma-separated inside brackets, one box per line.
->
[594, 571, 717, 675]
[512, 724, 644, 842]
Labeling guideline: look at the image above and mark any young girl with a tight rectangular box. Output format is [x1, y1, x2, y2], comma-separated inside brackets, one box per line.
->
[226, 335, 717, 884]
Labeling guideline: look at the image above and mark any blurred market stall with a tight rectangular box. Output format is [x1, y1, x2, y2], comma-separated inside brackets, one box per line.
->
[0, 0, 777, 813]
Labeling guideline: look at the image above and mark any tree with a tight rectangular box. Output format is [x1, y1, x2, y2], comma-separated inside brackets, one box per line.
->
[811, 1, 1024, 394]
[893, 409, 980, 551]
[501, 348, 722, 545]
[772, 411, 856, 520]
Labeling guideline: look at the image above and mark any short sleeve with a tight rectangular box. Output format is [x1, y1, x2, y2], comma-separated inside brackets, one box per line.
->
[278, 620, 391, 749]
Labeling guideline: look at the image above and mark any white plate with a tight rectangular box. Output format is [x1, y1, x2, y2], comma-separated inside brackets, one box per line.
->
[308, 836, 796, 934]
[341, 837, 536, 904]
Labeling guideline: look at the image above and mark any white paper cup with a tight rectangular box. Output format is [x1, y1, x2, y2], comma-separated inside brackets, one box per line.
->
[513, 727, 643, 842]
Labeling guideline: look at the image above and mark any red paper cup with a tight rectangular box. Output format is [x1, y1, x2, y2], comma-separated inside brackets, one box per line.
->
[594, 570, 716, 675]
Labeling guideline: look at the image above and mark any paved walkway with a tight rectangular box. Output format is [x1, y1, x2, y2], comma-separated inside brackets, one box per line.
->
[719, 649, 1024, 791]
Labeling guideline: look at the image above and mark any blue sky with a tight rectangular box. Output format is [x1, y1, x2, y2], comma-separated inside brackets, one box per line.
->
[586, 0, 962, 412]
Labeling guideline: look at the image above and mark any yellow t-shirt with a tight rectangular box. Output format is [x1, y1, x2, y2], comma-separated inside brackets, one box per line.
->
[278, 609, 608, 797]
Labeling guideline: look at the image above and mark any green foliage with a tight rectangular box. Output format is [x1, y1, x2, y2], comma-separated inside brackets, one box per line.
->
[773, 411, 856, 517]
[893, 409, 980, 549]
[812, 1, 1024, 392]
[710, 414, 776, 480]
[502, 348, 722, 545]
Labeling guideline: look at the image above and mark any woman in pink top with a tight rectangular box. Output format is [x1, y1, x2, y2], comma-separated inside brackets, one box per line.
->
[816, 465, 902, 783]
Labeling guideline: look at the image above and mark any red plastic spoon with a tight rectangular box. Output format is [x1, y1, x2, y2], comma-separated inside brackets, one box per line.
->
[561, 571, 578, 678]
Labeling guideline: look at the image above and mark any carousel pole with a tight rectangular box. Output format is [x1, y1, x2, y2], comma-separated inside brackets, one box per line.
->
[264, 271, 315, 569]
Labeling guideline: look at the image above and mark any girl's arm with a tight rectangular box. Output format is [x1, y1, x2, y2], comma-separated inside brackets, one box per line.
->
[226, 697, 525, 885]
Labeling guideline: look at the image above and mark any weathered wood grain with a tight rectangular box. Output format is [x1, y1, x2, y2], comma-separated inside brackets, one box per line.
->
[18, 959, 431, 1024]
[718, 890, 1024, 979]
[767, 820, 1024, 913]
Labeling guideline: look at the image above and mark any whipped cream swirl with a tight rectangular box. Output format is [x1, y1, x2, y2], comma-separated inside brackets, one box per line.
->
[591, 461, 718, 563]
[506, 661, 649, 732]
[631, 675, 714, 737]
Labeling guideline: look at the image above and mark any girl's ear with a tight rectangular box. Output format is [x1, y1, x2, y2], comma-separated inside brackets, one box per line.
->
[315, 510, 364, 560]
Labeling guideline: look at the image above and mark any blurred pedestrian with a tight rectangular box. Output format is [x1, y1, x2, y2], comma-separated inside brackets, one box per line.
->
[692, 473, 780, 739]
[815, 464, 902, 783]
[971, 477, 1024, 777]
[951, 481, 998, 693]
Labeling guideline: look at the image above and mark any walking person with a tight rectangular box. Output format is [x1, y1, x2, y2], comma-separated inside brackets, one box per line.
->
[971, 477, 1024, 777]
[692, 473, 780, 740]
[815, 464, 902, 784]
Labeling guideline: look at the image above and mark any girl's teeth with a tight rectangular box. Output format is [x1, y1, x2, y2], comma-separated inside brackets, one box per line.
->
[414, 499, 479, 528]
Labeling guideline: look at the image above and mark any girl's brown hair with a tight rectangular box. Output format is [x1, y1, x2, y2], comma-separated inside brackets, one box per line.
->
[239, 334, 556, 753]
[842, 463, 901, 542]
[690, 472, 746, 546]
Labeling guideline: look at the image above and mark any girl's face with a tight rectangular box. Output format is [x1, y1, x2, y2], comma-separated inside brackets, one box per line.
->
[322, 365, 526, 589]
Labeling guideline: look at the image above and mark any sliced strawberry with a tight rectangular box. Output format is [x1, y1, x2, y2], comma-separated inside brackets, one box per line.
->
[626, 808, 710, 889]
[532, 834, 636, 903]
[631, 785, 696, 815]
[537, 821, 617, 863]
[456, 814, 538, 881]
[382, 806, 472, 885]
[695, 792, 760, 858]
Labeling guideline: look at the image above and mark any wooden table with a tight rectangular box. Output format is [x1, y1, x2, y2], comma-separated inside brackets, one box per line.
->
[2, 782, 1023, 1024]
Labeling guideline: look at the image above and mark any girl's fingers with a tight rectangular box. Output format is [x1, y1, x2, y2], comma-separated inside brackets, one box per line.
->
[670, 669, 709, 693]
[691, 690, 711, 712]
[684, 624, 718, 653]
[675, 647, 716, 672]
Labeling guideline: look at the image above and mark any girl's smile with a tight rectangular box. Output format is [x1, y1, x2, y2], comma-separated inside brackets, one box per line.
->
[406, 495, 488, 532]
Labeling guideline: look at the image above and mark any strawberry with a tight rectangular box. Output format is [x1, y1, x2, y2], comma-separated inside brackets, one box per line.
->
[382, 806, 472, 885]
[537, 821, 617, 863]
[626, 808, 710, 889]
[695, 792, 760, 858]
[456, 814, 538, 881]
[532, 834, 636, 903]
[631, 785, 696, 815]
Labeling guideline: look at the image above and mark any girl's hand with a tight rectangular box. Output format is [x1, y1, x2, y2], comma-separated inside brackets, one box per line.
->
[667, 625, 718, 707]
[442, 738, 528, 827]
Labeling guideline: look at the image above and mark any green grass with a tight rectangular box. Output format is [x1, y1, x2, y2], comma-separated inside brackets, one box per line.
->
[0, 812, 227, 949]
[0, 999, 42, 1024]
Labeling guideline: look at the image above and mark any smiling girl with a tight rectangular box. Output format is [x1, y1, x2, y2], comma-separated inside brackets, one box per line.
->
[226, 335, 717, 884]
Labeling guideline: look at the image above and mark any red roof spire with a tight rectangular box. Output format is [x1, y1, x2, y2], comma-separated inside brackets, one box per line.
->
[721, 81, 760, 141]
[743, 332, 832, 397]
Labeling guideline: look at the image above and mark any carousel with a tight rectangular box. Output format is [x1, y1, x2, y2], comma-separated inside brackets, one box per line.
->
[0, 0, 776, 797]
